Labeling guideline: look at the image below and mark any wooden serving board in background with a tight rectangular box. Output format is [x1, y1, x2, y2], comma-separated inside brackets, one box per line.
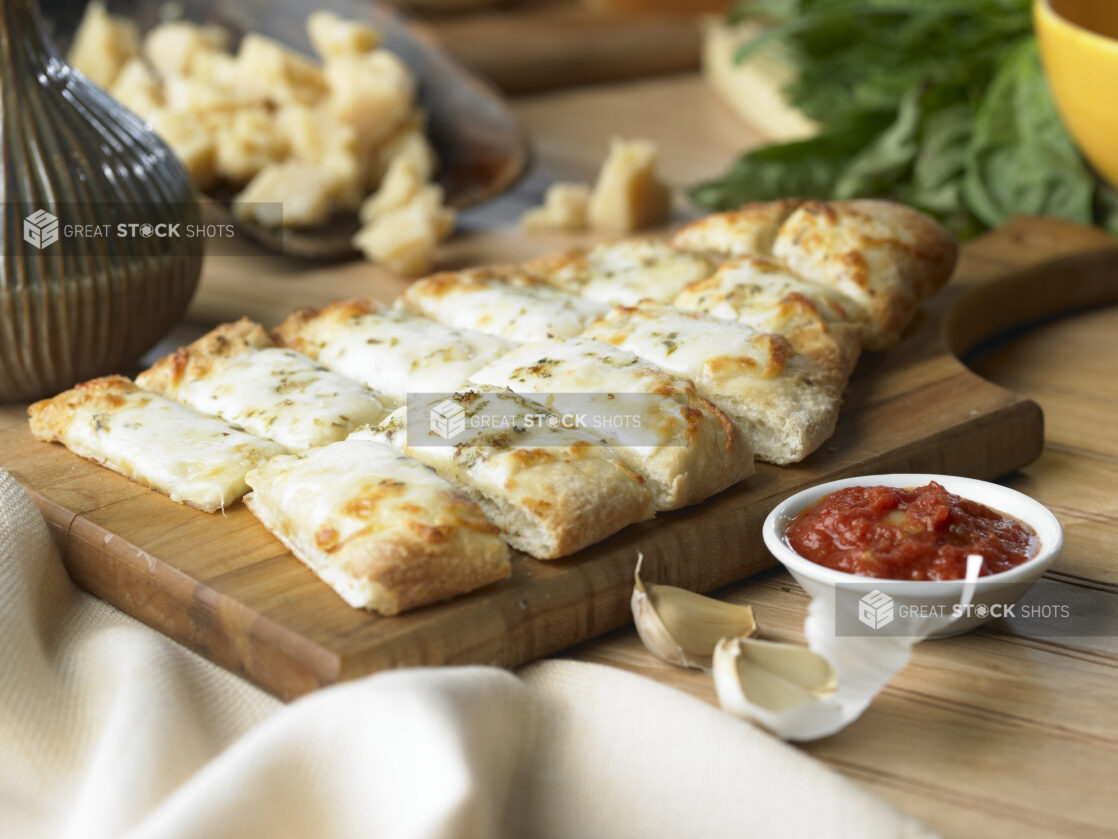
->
[420, 0, 707, 93]
[2, 217, 1115, 700]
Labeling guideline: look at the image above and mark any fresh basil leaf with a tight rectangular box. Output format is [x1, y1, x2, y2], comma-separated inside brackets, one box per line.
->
[833, 86, 922, 199]
[963, 39, 1094, 228]
[910, 103, 972, 214]
[691, 112, 889, 210]
[710, 0, 1111, 237]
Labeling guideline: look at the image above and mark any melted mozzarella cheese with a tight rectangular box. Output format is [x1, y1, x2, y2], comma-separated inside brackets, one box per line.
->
[245, 438, 505, 610]
[362, 390, 614, 475]
[403, 273, 607, 342]
[469, 337, 685, 444]
[582, 304, 781, 384]
[673, 257, 859, 332]
[175, 347, 388, 450]
[544, 240, 714, 306]
[309, 310, 513, 406]
[248, 438, 468, 550]
[467, 337, 753, 510]
[64, 390, 285, 512]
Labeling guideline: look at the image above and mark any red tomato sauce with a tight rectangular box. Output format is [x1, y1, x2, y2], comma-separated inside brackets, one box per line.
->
[785, 482, 1038, 580]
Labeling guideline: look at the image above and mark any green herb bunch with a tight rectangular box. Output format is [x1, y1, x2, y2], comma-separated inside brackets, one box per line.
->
[692, 0, 1118, 237]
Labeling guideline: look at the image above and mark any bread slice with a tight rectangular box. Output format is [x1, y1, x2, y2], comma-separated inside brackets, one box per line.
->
[397, 266, 608, 342]
[581, 303, 841, 465]
[244, 437, 510, 615]
[273, 299, 513, 407]
[468, 336, 753, 509]
[525, 239, 715, 306]
[772, 200, 957, 350]
[136, 318, 388, 450]
[672, 255, 863, 379]
[671, 199, 805, 258]
[357, 389, 655, 559]
[28, 375, 285, 512]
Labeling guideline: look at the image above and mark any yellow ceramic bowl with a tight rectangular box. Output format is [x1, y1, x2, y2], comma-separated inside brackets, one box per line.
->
[1035, 0, 1118, 188]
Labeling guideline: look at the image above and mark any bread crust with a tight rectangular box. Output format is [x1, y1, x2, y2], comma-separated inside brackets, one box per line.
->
[772, 199, 957, 350]
[272, 298, 384, 357]
[359, 394, 655, 559]
[672, 255, 862, 380]
[671, 198, 805, 258]
[28, 374, 138, 442]
[244, 439, 510, 615]
[581, 303, 842, 464]
[468, 337, 753, 510]
[136, 317, 273, 396]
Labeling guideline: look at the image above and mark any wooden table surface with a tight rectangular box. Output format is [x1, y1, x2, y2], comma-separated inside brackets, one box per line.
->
[505, 79, 1118, 839]
[18, 74, 1118, 837]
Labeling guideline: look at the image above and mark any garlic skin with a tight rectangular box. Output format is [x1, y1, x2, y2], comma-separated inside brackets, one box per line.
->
[631, 554, 757, 671]
[713, 636, 839, 731]
[714, 554, 986, 741]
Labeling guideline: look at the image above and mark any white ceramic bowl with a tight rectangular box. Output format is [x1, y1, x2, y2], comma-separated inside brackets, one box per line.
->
[763, 474, 1064, 636]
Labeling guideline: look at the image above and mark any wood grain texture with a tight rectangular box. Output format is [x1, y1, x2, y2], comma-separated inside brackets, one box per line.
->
[421, 0, 705, 93]
[568, 219, 1118, 839]
[5, 215, 1113, 703]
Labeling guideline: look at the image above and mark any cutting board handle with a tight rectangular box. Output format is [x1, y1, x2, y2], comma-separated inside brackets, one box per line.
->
[942, 216, 1118, 357]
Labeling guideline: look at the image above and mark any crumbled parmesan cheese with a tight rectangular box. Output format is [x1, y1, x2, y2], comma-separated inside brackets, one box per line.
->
[307, 11, 381, 59]
[588, 137, 672, 234]
[353, 186, 456, 276]
[278, 105, 364, 209]
[75, 4, 447, 266]
[359, 156, 425, 224]
[109, 58, 163, 120]
[162, 74, 242, 115]
[235, 34, 328, 106]
[521, 139, 672, 235]
[234, 161, 334, 228]
[68, 2, 141, 89]
[324, 51, 415, 148]
[520, 182, 592, 232]
[142, 20, 228, 81]
[213, 108, 288, 183]
[149, 109, 217, 188]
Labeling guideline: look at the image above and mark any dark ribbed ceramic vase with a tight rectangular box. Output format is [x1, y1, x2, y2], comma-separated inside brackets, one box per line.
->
[0, 0, 201, 402]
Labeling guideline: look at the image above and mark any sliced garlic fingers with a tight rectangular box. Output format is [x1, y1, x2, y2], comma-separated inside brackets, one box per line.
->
[244, 437, 510, 615]
[274, 299, 513, 406]
[29, 375, 285, 512]
[398, 266, 608, 342]
[468, 337, 752, 509]
[137, 318, 388, 450]
[359, 390, 655, 559]
[581, 303, 842, 465]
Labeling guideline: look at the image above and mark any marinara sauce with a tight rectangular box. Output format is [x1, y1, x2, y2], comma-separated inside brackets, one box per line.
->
[785, 482, 1037, 580]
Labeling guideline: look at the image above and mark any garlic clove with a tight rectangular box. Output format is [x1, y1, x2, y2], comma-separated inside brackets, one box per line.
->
[713, 636, 837, 721]
[631, 554, 757, 670]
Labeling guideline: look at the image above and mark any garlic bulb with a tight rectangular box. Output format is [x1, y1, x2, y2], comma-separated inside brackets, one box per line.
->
[631, 554, 757, 671]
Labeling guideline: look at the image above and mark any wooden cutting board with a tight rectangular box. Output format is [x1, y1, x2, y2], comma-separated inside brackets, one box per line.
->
[1, 216, 1115, 701]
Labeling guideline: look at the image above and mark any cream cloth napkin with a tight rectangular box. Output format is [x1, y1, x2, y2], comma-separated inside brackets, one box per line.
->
[0, 468, 934, 839]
